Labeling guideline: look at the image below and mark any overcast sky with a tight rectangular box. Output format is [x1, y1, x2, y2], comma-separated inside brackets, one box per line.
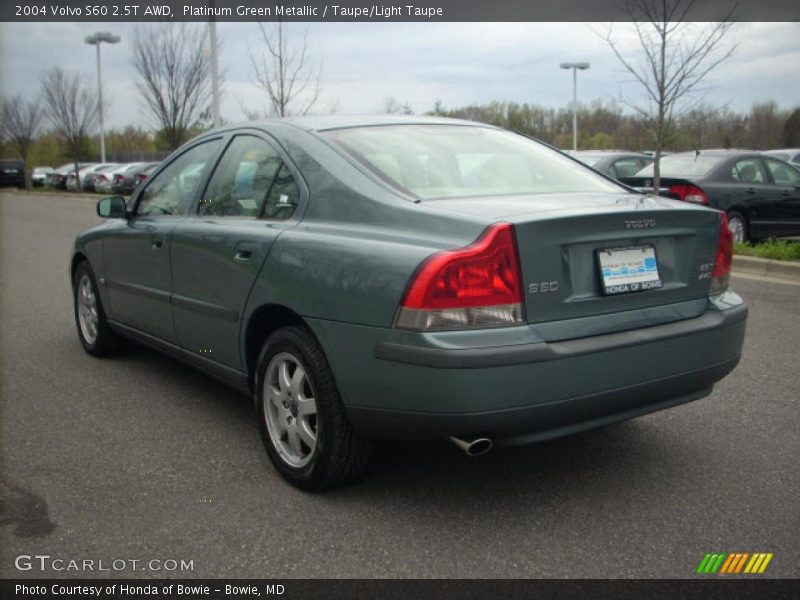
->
[2, 21, 799, 129]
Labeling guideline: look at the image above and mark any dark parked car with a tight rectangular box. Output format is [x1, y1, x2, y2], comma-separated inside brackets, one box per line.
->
[621, 150, 800, 242]
[0, 159, 25, 188]
[71, 117, 746, 489]
[570, 151, 654, 180]
[115, 162, 159, 195]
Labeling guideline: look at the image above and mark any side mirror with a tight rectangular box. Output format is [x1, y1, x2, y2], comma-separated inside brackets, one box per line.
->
[97, 196, 126, 219]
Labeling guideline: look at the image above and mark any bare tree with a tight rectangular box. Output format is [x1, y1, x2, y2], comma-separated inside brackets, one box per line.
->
[41, 67, 99, 190]
[2, 95, 44, 188]
[132, 23, 213, 150]
[383, 97, 414, 115]
[247, 21, 322, 118]
[605, 0, 737, 192]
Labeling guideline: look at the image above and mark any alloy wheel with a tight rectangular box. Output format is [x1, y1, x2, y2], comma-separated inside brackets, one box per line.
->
[263, 352, 319, 468]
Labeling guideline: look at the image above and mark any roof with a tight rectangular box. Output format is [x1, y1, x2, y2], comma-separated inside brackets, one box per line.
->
[207, 115, 494, 136]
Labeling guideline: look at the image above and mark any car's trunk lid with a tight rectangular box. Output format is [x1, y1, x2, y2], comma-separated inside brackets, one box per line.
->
[426, 192, 720, 326]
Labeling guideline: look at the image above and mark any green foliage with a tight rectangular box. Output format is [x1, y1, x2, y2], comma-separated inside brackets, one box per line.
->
[734, 239, 800, 262]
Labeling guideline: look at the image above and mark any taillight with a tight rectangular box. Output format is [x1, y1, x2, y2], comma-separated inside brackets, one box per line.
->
[669, 183, 708, 204]
[710, 212, 733, 295]
[394, 223, 525, 330]
[114, 174, 124, 183]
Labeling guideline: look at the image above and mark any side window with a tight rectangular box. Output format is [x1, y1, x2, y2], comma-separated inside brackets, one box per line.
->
[730, 159, 766, 184]
[263, 164, 301, 220]
[764, 158, 800, 186]
[199, 135, 282, 218]
[612, 158, 644, 178]
[137, 140, 221, 216]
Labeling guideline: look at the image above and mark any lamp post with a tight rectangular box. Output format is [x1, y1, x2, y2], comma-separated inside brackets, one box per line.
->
[209, 0, 221, 127]
[85, 32, 121, 163]
[559, 62, 590, 151]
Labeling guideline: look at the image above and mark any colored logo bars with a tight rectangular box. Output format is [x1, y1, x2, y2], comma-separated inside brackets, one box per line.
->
[697, 552, 773, 574]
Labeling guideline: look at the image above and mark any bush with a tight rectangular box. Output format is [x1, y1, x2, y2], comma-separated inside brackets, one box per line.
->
[734, 238, 800, 262]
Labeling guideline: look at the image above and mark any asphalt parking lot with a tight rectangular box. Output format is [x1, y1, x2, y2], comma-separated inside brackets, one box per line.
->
[1, 191, 798, 579]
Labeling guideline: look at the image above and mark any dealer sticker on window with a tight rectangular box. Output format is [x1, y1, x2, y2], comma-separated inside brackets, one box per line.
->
[597, 245, 663, 295]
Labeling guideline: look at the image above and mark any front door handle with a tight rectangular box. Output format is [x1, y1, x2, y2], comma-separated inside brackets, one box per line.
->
[745, 187, 756, 195]
[234, 250, 253, 262]
[151, 239, 163, 250]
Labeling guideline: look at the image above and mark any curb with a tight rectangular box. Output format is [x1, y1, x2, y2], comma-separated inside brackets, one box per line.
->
[733, 255, 800, 283]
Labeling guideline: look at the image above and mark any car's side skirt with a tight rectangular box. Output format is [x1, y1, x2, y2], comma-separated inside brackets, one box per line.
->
[107, 320, 250, 395]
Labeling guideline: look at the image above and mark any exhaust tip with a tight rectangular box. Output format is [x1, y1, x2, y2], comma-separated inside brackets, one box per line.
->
[449, 436, 493, 457]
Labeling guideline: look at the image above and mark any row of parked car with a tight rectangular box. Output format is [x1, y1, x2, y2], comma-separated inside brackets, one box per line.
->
[34, 161, 161, 195]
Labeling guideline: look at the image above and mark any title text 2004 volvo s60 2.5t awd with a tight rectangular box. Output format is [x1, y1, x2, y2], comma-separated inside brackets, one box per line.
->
[70, 117, 747, 490]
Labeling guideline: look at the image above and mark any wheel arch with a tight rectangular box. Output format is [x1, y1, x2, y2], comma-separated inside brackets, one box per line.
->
[243, 303, 312, 393]
[70, 251, 89, 284]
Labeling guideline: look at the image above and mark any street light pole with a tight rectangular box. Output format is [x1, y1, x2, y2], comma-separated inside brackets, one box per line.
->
[209, 0, 221, 127]
[85, 32, 121, 163]
[559, 62, 590, 151]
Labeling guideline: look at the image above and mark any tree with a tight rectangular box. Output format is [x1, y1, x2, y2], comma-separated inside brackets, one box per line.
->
[746, 102, 784, 150]
[247, 21, 321, 118]
[132, 23, 213, 150]
[2, 95, 44, 187]
[382, 97, 413, 115]
[41, 67, 99, 190]
[784, 107, 800, 147]
[605, 0, 737, 192]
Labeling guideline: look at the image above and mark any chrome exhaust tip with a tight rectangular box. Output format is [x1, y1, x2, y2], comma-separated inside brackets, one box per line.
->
[448, 435, 493, 457]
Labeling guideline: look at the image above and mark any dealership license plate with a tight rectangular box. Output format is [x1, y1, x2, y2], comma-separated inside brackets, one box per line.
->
[597, 245, 663, 295]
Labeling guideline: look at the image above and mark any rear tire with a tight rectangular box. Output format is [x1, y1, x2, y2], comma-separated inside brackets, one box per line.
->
[255, 325, 371, 490]
[73, 262, 125, 356]
[727, 210, 748, 243]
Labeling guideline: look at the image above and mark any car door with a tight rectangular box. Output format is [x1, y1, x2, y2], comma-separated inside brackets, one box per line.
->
[170, 132, 305, 371]
[102, 138, 223, 343]
[763, 157, 800, 237]
[727, 157, 779, 238]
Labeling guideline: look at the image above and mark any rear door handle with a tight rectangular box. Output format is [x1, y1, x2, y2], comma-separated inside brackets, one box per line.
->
[745, 187, 756, 195]
[151, 239, 163, 250]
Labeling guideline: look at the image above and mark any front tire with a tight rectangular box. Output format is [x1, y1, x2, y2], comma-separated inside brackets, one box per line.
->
[727, 210, 748, 243]
[255, 325, 371, 490]
[73, 262, 125, 356]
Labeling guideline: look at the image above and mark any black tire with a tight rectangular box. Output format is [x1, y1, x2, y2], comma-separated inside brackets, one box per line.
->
[255, 325, 371, 490]
[727, 210, 749, 243]
[73, 261, 125, 356]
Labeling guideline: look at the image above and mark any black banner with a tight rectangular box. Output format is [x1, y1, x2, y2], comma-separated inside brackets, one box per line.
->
[2, 0, 799, 23]
[3, 579, 800, 600]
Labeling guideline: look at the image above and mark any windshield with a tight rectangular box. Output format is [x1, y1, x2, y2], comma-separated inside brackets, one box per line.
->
[323, 125, 623, 200]
[635, 154, 721, 178]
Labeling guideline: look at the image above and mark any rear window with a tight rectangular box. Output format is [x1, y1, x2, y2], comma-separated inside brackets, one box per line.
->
[635, 154, 721, 178]
[323, 125, 622, 200]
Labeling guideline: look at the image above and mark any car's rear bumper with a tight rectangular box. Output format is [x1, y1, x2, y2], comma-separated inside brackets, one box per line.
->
[307, 296, 747, 443]
[346, 356, 737, 444]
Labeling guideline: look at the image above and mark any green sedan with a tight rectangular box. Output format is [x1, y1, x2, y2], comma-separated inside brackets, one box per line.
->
[71, 116, 747, 489]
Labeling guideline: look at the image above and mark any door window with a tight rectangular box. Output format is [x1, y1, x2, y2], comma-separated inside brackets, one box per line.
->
[199, 136, 283, 218]
[137, 140, 221, 216]
[764, 158, 800, 186]
[730, 159, 766, 184]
